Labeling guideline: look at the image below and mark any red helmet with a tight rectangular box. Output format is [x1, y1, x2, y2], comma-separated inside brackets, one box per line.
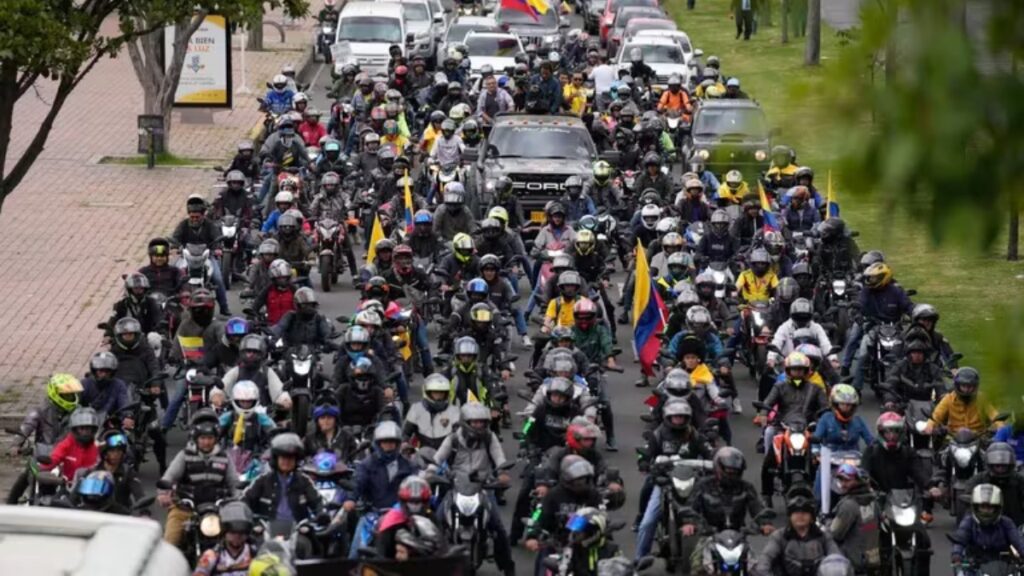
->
[573, 297, 598, 330]
[395, 65, 409, 76]
[876, 411, 906, 450]
[566, 422, 599, 453]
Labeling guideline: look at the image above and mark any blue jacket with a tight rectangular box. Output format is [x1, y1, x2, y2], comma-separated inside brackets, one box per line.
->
[859, 283, 914, 324]
[261, 209, 283, 233]
[668, 330, 724, 363]
[347, 451, 419, 510]
[812, 411, 874, 451]
[951, 514, 1024, 562]
[781, 202, 820, 233]
[699, 171, 721, 196]
[994, 426, 1024, 462]
[563, 195, 596, 222]
[536, 75, 562, 114]
[80, 377, 131, 419]
[264, 90, 295, 115]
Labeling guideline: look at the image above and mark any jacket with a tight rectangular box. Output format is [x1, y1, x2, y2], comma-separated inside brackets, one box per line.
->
[928, 392, 998, 435]
[685, 476, 765, 532]
[403, 401, 460, 450]
[641, 424, 713, 466]
[532, 224, 577, 257]
[304, 428, 358, 462]
[111, 340, 160, 387]
[79, 377, 132, 420]
[336, 384, 386, 428]
[862, 442, 930, 493]
[560, 194, 596, 223]
[243, 470, 323, 521]
[432, 426, 507, 478]
[812, 412, 874, 451]
[858, 283, 914, 324]
[171, 218, 222, 249]
[219, 411, 276, 453]
[109, 295, 163, 335]
[951, 515, 1024, 563]
[829, 485, 882, 572]
[429, 134, 465, 167]
[272, 311, 333, 348]
[529, 484, 604, 541]
[635, 172, 672, 202]
[256, 285, 295, 326]
[964, 471, 1024, 526]
[12, 402, 68, 452]
[347, 452, 419, 510]
[696, 230, 738, 264]
[43, 435, 98, 481]
[771, 319, 833, 360]
[755, 523, 839, 576]
[760, 379, 828, 426]
[781, 203, 819, 232]
[259, 131, 308, 169]
[882, 359, 948, 405]
[263, 90, 294, 114]
[432, 204, 477, 241]
[994, 426, 1024, 463]
[222, 365, 287, 408]
[138, 264, 184, 296]
[573, 324, 614, 365]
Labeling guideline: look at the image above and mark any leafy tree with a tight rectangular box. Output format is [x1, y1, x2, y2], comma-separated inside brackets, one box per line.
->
[125, 0, 308, 146]
[0, 0, 165, 213]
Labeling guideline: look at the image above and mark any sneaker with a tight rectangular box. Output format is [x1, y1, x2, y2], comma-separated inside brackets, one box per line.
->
[522, 335, 534, 349]
[732, 398, 744, 415]
[617, 314, 630, 325]
[920, 511, 934, 525]
[606, 439, 618, 452]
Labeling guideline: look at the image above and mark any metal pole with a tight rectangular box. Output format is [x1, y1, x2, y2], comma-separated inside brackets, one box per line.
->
[236, 31, 252, 95]
[147, 128, 155, 169]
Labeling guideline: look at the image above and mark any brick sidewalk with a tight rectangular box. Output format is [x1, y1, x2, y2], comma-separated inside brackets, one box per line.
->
[0, 10, 319, 425]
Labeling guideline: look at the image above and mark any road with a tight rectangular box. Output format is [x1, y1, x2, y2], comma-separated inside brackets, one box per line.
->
[146, 14, 955, 575]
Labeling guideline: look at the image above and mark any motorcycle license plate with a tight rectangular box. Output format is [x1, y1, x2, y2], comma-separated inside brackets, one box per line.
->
[530, 211, 546, 223]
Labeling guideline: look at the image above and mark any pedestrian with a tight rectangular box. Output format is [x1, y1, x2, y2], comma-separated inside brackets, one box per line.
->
[732, 0, 756, 40]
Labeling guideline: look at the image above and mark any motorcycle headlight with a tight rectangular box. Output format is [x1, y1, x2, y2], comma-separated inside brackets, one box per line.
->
[667, 117, 679, 128]
[832, 280, 846, 296]
[881, 338, 899, 349]
[892, 505, 916, 527]
[222, 226, 236, 237]
[200, 514, 221, 538]
[318, 487, 337, 502]
[754, 150, 767, 162]
[696, 149, 710, 160]
[752, 311, 764, 327]
[789, 433, 806, 452]
[953, 446, 975, 468]
[715, 544, 744, 567]
[543, 34, 560, 45]
[322, 26, 334, 34]
[318, 225, 330, 237]
[914, 420, 928, 434]
[672, 476, 694, 497]
[455, 492, 480, 516]
[293, 359, 312, 376]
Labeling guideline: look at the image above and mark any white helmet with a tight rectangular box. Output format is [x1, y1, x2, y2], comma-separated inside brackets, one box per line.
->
[271, 74, 288, 92]
[231, 380, 260, 416]
[274, 191, 294, 205]
[293, 92, 308, 104]
[640, 204, 661, 230]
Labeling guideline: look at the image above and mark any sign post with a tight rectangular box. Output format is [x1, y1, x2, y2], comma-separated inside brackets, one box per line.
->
[137, 115, 165, 169]
[165, 15, 233, 108]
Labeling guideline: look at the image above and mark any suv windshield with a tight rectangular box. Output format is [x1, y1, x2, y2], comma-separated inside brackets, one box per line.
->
[490, 124, 596, 159]
[632, 43, 683, 64]
[694, 107, 768, 137]
[448, 23, 495, 43]
[339, 17, 403, 43]
[403, 3, 429, 21]
[608, 0, 657, 14]
[466, 35, 520, 56]
[497, 7, 558, 26]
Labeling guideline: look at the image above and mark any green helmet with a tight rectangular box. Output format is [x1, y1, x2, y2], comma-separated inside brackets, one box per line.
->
[47, 373, 83, 413]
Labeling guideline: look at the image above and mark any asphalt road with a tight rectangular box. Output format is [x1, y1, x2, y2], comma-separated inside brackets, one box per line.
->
[146, 14, 957, 574]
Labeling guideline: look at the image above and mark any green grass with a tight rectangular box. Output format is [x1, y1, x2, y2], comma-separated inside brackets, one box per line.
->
[667, 0, 1024, 365]
[99, 153, 214, 166]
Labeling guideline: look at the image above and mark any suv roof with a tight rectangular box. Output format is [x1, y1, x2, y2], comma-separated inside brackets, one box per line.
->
[341, 1, 405, 17]
[493, 112, 588, 127]
[698, 99, 762, 110]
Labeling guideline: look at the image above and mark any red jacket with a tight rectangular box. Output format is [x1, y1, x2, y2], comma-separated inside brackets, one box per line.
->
[44, 435, 99, 482]
[298, 121, 327, 148]
[266, 287, 296, 326]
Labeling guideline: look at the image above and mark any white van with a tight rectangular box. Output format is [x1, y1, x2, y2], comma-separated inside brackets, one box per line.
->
[333, 2, 406, 76]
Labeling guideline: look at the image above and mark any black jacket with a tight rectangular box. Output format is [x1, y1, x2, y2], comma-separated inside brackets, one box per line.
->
[862, 442, 931, 493]
[170, 218, 222, 249]
[685, 476, 766, 532]
[529, 484, 604, 542]
[243, 470, 323, 521]
[111, 340, 160, 387]
[304, 428, 358, 462]
[109, 295, 163, 335]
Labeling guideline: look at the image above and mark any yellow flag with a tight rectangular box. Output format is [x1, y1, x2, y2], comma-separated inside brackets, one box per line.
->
[631, 240, 650, 329]
[826, 170, 834, 221]
[467, 388, 479, 404]
[232, 414, 245, 446]
[365, 213, 385, 263]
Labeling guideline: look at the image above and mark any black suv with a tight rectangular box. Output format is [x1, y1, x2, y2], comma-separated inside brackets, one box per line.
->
[689, 99, 772, 180]
[472, 113, 611, 228]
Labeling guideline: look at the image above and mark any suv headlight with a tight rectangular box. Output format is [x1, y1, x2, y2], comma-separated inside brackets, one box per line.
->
[754, 149, 767, 161]
[696, 149, 710, 160]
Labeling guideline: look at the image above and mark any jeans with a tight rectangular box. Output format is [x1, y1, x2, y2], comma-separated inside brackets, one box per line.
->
[413, 319, 433, 373]
[161, 377, 187, 429]
[209, 258, 230, 313]
[841, 323, 863, 369]
[258, 166, 275, 204]
[852, 328, 877, 392]
[635, 484, 663, 559]
[513, 307, 528, 336]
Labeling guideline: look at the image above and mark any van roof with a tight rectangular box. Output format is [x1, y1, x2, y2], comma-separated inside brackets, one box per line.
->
[341, 1, 405, 18]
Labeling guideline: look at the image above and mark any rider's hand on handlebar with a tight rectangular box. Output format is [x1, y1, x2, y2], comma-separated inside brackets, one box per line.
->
[760, 524, 775, 535]
[753, 414, 766, 426]
[498, 473, 511, 486]
[525, 539, 540, 552]
[122, 417, 135, 430]
[157, 491, 173, 508]
[681, 524, 696, 536]
[343, 500, 355, 512]
[535, 485, 549, 498]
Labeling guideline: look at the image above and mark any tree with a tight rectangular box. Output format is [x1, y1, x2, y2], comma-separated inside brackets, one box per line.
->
[804, 0, 820, 65]
[124, 0, 308, 148]
[0, 0, 168, 214]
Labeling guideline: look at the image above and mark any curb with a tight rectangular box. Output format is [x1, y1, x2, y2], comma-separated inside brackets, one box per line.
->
[246, 43, 317, 143]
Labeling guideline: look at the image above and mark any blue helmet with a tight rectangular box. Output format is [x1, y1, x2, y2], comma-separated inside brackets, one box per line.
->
[313, 402, 340, 421]
[225, 317, 250, 337]
[414, 209, 433, 224]
[466, 278, 488, 295]
[313, 451, 338, 473]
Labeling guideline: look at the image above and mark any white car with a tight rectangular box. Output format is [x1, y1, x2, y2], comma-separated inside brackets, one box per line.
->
[436, 15, 500, 65]
[333, 2, 406, 76]
[616, 36, 691, 88]
[0, 506, 189, 576]
[463, 31, 524, 74]
[380, 0, 442, 66]
[632, 29, 703, 68]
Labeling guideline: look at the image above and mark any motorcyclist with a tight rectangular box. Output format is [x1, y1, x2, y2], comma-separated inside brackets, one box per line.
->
[715, 169, 749, 206]
[881, 339, 949, 408]
[69, 430, 141, 512]
[729, 195, 765, 248]
[925, 367, 999, 436]
[298, 108, 327, 148]
[863, 411, 938, 529]
[219, 334, 289, 414]
[487, 179, 527, 231]
[754, 352, 828, 503]
[275, 212, 314, 279]
[257, 116, 308, 204]
[336, 357, 390, 428]
[843, 261, 914, 388]
[904, 303, 958, 369]
[139, 237, 185, 296]
[110, 317, 160, 392]
[224, 139, 261, 182]
[635, 399, 714, 558]
[6, 373, 84, 503]
[756, 490, 840, 576]
[159, 409, 238, 546]
[433, 186, 477, 240]
[813, 217, 860, 279]
[405, 209, 447, 265]
[253, 259, 297, 327]
[524, 456, 605, 554]
[264, 74, 294, 114]
[373, 475, 434, 559]
[41, 406, 99, 482]
[403, 373, 460, 450]
[781, 186, 819, 232]
[544, 271, 585, 337]
[559, 175, 597, 224]
[272, 287, 333, 349]
[585, 160, 624, 214]
[429, 119, 465, 169]
[828, 464, 882, 576]
[964, 442, 1024, 526]
[635, 154, 672, 201]
[79, 351, 132, 426]
[770, 298, 835, 366]
[572, 298, 618, 450]
[261, 190, 298, 234]
[676, 178, 712, 224]
[696, 209, 740, 266]
[812, 384, 873, 497]
[344, 421, 420, 558]
[219, 381, 276, 454]
[107, 272, 163, 342]
[531, 201, 577, 288]
[764, 145, 799, 192]
[71, 469, 129, 515]
[193, 501, 259, 575]
[951, 484, 1024, 570]
[432, 403, 516, 575]
[202, 316, 246, 376]
[736, 248, 778, 304]
[303, 397, 357, 461]
[170, 195, 230, 315]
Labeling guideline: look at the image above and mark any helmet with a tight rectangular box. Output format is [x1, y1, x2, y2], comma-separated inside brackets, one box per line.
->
[89, 351, 118, 376]
[786, 492, 816, 515]
[771, 145, 795, 165]
[911, 303, 939, 325]
[566, 421, 600, 453]
[373, 420, 402, 445]
[558, 270, 582, 290]
[817, 555, 855, 576]
[573, 297, 597, 330]
[749, 248, 770, 266]
[971, 483, 1004, 526]
[344, 325, 371, 347]
[355, 309, 383, 330]
[480, 217, 502, 239]
[124, 272, 150, 294]
[113, 317, 142, 349]
[905, 338, 931, 356]
[876, 411, 906, 449]
[560, 454, 595, 488]
[189, 288, 215, 310]
[69, 407, 99, 443]
[363, 276, 390, 299]
[237, 139, 255, 153]
[220, 501, 255, 534]
[269, 259, 292, 280]
[663, 368, 690, 397]
[270, 432, 304, 463]
[643, 151, 662, 167]
[954, 367, 980, 400]
[546, 201, 567, 218]
[452, 232, 474, 262]
[312, 398, 340, 422]
[271, 74, 288, 91]
[818, 217, 846, 241]
[789, 298, 814, 327]
[75, 470, 115, 510]
[985, 442, 1016, 480]
[224, 316, 250, 339]
[546, 377, 574, 408]
[46, 373, 83, 413]
[830, 384, 859, 421]
[551, 326, 574, 344]
[395, 515, 444, 557]
[450, 103, 471, 121]
[593, 160, 613, 184]
[469, 303, 493, 325]
[274, 190, 294, 206]
[774, 278, 799, 308]
[641, 204, 661, 229]
[662, 233, 685, 254]
[413, 209, 433, 226]
[546, 352, 576, 376]
[231, 380, 260, 415]
[783, 351, 812, 383]
[713, 446, 746, 483]
[277, 212, 299, 236]
[460, 402, 491, 442]
[294, 285, 317, 307]
[859, 250, 886, 271]
[423, 373, 451, 411]
[479, 254, 501, 271]
[662, 398, 693, 430]
[863, 262, 893, 289]
[398, 475, 431, 513]
[685, 305, 712, 335]
[190, 408, 220, 442]
[454, 336, 480, 360]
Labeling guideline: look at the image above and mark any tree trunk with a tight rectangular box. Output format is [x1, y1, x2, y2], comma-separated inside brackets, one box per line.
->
[1010, 207, 1020, 261]
[781, 0, 790, 43]
[247, 18, 264, 51]
[884, 0, 898, 84]
[804, 0, 821, 65]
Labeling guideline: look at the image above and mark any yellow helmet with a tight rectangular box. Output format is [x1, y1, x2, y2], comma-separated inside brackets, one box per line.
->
[863, 262, 893, 289]
[488, 206, 509, 226]
[46, 373, 84, 413]
[575, 229, 596, 254]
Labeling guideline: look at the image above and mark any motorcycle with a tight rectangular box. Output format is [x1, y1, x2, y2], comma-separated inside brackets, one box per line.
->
[315, 216, 349, 292]
[739, 301, 773, 386]
[754, 403, 815, 498]
[643, 454, 713, 574]
[943, 427, 983, 521]
[3, 440, 65, 507]
[434, 463, 515, 574]
[300, 459, 356, 558]
[175, 366, 218, 430]
[126, 373, 168, 472]
[176, 243, 215, 293]
[704, 529, 755, 575]
[218, 215, 243, 291]
[663, 109, 692, 157]
[881, 489, 929, 576]
[281, 344, 327, 438]
[866, 321, 904, 398]
[819, 273, 855, 347]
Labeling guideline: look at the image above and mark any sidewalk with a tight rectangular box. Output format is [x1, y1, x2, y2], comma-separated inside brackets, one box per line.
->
[0, 10, 318, 427]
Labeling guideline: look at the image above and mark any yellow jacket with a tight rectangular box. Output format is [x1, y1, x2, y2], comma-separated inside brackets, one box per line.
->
[928, 392, 999, 435]
[545, 296, 577, 328]
[717, 181, 749, 204]
[563, 84, 587, 116]
[736, 269, 778, 303]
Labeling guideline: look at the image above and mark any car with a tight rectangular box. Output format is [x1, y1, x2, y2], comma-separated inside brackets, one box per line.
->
[633, 28, 703, 69]
[606, 6, 667, 59]
[436, 15, 500, 65]
[495, 2, 562, 51]
[600, 0, 658, 45]
[381, 0, 442, 67]
[690, 99, 772, 180]
[463, 31, 524, 74]
[616, 36, 691, 89]
[333, 2, 407, 76]
[0, 505, 189, 576]
[472, 113, 616, 229]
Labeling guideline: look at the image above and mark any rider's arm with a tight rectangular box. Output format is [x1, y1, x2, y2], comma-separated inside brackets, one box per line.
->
[754, 531, 784, 576]
[487, 432, 508, 469]
[431, 435, 454, 470]
[268, 369, 289, 406]
[927, 393, 952, 429]
[160, 450, 188, 487]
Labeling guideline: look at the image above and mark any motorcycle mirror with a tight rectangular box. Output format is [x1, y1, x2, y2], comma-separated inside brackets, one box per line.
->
[951, 352, 964, 362]
[849, 230, 860, 238]
[498, 461, 516, 471]
[905, 289, 918, 297]
[751, 400, 768, 412]
[35, 454, 52, 465]
[133, 495, 156, 510]
[640, 414, 654, 423]
[156, 479, 172, 490]
[607, 520, 626, 532]
[542, 556, 561, 570]
[335, 315, 351, 324]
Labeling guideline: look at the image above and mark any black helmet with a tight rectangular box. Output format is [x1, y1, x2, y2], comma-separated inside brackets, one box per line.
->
[220, 501, 255, 534]
[818, 217, 846, 241]
[190, 408, 220, 441]
[560, 454, 595, 494]
[985, 442, 1016, 480]
[662, 399, 692, 430]
[643, 151, 661, 167]
[789, 298, 814, 327]
[859, 250, 885, 272]
[953, 367, 980, 400]
[270, 432, 305, 465]
[714, 446, 746, 483]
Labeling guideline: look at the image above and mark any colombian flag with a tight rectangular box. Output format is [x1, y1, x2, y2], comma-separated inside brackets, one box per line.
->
[403, 169, 414, 234]
[366, 213, 386, 263]
[501, 0, 548, 21]
[826, 170, 840, 220]
[758, 181, 780, 232]
[632, 240, 668, 376]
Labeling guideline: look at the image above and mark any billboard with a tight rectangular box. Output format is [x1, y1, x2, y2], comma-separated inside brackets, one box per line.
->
[165, 14, 233, 108]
